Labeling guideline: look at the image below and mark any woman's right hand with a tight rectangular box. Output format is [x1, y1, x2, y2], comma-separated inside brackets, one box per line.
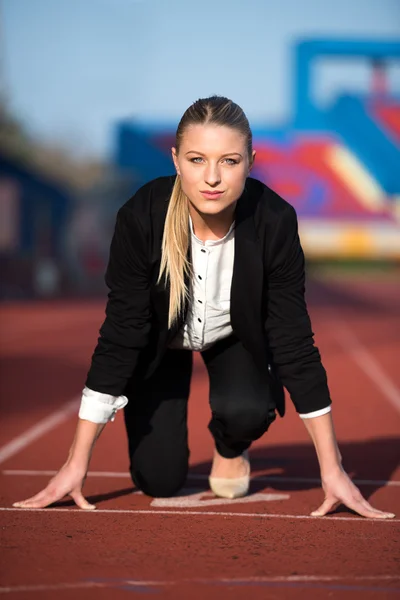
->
[13, 460, 96, 510]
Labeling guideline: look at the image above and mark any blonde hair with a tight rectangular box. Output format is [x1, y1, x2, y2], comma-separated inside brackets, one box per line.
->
[158, 96, 253, 329]
[158, 174, 191, 328]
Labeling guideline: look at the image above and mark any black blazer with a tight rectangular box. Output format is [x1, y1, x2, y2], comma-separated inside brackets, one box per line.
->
[85, 175, 331, 416]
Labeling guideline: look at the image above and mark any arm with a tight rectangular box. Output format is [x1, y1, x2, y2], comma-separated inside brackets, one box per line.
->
[13, 419, 105, 510]
[14, 203, 152, 510]
[265, 203, 394, 519]
[303, 412, 394, 519]
[85, 203, 151, 396]
[265, 202, 331, 414]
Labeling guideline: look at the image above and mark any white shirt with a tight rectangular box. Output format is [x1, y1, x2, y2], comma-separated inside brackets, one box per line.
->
[79, 219, 331, 424]
[169, 218, 235, 351]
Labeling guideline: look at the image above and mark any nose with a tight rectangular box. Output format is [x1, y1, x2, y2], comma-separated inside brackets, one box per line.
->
[204, 163, 222, 187]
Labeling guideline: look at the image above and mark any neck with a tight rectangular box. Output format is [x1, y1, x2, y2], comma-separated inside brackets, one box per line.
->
[189, 203, 236, 242]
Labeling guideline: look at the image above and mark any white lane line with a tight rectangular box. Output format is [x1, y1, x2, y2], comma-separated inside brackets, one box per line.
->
[333, 322, 400, 414]
[0, 575, 399, 594]
[3, 470, 400, 487]
[0, 507, 399, 522]
[0, 582, 104, 594]
[0, 399, 79, 465]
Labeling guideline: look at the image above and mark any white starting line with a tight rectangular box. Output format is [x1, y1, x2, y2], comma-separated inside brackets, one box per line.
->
[0, 506, 399, 522]
[0, 575, 399, 594]
[3, 469, 400, 487]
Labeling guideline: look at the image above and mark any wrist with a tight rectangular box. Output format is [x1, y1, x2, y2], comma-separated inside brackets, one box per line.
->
[66, 442, 91, 472]
[321, 462, 344, 481]
[66, 454, 90, 474]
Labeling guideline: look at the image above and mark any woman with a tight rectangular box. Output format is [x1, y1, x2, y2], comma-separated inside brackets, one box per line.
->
[14, 96, 394, 518]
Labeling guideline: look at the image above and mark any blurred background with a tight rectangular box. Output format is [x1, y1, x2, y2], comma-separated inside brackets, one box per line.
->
[0, 0, 399, 299]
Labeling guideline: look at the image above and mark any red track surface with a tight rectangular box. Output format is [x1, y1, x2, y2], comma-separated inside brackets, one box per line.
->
[1, 275, 400, 599]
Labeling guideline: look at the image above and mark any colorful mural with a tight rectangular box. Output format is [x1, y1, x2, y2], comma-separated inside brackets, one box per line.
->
[114, 39, 400, 258]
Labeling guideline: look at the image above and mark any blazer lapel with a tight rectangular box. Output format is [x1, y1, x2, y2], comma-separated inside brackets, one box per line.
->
[231, 184, 265, 371]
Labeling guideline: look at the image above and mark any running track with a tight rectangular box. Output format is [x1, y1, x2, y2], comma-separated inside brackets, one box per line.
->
[0, 273, 399, 599]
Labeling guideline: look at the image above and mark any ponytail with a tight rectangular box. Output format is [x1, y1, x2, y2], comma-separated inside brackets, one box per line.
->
[158, 176, 191, 328]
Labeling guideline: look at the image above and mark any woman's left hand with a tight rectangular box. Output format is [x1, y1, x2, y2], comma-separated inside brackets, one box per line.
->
[311, 468, 395, 519]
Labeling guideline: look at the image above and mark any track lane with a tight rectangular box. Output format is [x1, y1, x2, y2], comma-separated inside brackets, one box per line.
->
[1, 284, 399, 599]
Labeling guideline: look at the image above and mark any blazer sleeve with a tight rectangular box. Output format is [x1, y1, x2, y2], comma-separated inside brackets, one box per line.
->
[264, 203, 332, 414]
[85, 204, 151, 395]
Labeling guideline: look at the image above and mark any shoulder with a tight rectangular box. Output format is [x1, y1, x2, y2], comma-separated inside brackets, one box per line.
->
[246, 177, 297, 225]
[120, 175, 175, 218]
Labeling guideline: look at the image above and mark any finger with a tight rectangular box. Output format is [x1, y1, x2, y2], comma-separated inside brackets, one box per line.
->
[70, 490, 96, 511]
[341, 483, 396, 519]
[12, 488, 56, 508]
[13, 497, 54, 509]
[311, 496, 340, 517]
[361, 497, 395, 518]
[346, 497, 395, 519]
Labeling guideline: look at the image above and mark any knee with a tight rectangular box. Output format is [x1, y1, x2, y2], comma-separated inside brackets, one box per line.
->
[217, 404, 273, 438]
[130, 462, 188, 498]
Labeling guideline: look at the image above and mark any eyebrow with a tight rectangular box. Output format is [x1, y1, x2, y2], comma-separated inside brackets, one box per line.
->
[185, 151, 243, 158]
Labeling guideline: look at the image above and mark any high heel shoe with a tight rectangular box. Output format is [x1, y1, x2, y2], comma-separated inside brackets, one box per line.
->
[208, 450, 250, 499]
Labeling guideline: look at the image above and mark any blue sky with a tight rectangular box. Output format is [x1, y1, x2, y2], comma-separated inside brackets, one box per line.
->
[2, 0, 400, 157]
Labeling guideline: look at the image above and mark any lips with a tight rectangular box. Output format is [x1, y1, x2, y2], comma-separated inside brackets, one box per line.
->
[200, 190, 225, 199]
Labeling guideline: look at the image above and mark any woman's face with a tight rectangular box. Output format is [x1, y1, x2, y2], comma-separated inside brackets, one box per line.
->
[171, 123, 255, 218]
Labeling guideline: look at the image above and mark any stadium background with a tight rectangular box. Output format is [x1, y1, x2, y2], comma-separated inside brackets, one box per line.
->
[0, 2, 399, 299]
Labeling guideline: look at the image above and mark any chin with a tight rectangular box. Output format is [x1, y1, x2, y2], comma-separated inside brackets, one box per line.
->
[196, 197, 235, 213]
[200, 204, 231, 217]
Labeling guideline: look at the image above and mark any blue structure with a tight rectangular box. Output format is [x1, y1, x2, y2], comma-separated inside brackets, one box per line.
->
[112, 38, 400, 258]
[0, 152, 71, 257]
[294, 39, 400, 129]
[0, 152, 72, 298]
[114, 38, 400, 197]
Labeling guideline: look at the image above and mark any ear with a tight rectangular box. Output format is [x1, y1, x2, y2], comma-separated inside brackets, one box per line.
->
[171, 147, 180, 175]
[249, 150, 256, 172]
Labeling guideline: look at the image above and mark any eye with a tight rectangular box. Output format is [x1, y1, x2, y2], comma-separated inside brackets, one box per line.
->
[189, 156, 239, 165]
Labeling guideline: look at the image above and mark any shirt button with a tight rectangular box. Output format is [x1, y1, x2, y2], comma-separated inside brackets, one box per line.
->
[198, 275, 202, 280]
[198, 300, 202, 304]
[201, 249, 206, 253]
[198, 318, 202, 323]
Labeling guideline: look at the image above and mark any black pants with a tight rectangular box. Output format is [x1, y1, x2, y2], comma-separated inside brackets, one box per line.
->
[123, 334, 276, 497]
